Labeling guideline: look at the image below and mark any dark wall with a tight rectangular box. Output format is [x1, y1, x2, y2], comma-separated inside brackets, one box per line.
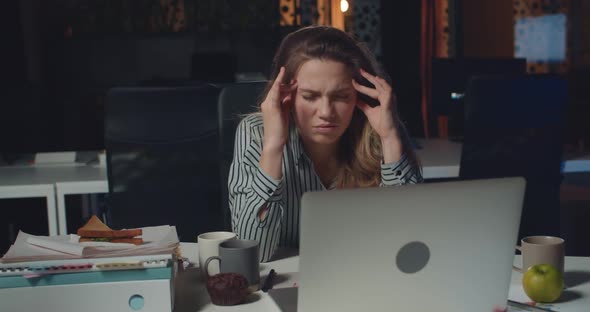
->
[0, 1, 45, 154]
[40, 31, 279, 153]
[4, 13, 280, 154]
[380, 0, 424, 138]
[2, 1, 26, 84]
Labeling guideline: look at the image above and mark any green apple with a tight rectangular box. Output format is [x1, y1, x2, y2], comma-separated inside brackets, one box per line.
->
[522, 264, 564, 303]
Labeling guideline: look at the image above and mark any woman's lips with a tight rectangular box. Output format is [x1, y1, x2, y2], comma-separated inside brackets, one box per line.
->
[314, 124, 338, 133]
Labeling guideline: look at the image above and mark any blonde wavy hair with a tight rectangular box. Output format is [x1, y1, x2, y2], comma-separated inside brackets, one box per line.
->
[259, 26, 420, 188]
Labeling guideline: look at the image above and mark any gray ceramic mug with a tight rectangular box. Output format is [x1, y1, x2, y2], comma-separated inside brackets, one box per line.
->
[205, 239, 260, 290]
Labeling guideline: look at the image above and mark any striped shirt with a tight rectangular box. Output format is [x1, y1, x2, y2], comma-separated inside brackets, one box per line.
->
[228, 114, 422, 262]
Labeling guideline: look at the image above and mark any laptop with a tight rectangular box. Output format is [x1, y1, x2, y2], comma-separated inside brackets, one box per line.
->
[298, 177, 525, 312]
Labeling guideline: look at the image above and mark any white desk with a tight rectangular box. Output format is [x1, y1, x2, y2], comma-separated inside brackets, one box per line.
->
[52, 165, 108, 235]
[0, 164, 106, 236]
[2, 139, 590, 235]
[414, 138, 590, 179]
[509, 256, 590, 312]
[0, 166, 59, 236]
[175, 243, 590, 312]
[415, 138, 462, 179]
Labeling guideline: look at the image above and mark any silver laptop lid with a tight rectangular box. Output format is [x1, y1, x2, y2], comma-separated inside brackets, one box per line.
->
[298, 177, 525, 312]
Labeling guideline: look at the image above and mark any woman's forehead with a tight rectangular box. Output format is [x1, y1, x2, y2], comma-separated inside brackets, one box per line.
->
[295, 59, 353, 90]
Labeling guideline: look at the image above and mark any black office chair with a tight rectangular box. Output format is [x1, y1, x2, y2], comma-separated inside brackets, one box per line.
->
[216, 81, 267, 230]
[460, 75, 568, 240]
[192, 52, 237, 83]
[104, 84, 225, 241]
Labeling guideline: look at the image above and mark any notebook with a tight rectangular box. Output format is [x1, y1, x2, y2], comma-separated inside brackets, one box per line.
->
[298, 177, 525, 311]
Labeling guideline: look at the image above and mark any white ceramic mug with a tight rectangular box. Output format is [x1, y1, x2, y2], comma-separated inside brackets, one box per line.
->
[197, 231, 237, 277]
[514, 236, 565, 275]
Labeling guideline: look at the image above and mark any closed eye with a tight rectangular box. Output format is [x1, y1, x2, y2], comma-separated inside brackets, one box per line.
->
[302, 94, 318, 101]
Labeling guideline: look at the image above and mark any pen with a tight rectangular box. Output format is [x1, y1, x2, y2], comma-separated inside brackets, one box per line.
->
[507, 300, 558, 312]
[261, 269, 276, 292]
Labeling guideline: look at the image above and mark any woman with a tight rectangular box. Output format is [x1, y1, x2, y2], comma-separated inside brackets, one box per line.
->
[228, 26, 422, 262]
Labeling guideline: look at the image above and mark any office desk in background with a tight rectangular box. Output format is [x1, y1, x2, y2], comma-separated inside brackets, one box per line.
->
[1, 139, 590, 235]
[0, 166, 66, 236]
[172, 243, 590, 312]
[414, 139, 590, 179]
[0, 164, 106, 236]
[52, 166, 108, 235]
[0, 182, 57, 236]
[415, 138, 462, 179]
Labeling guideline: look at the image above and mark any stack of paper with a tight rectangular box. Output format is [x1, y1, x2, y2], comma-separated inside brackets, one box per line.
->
[1, 225, 179, 263]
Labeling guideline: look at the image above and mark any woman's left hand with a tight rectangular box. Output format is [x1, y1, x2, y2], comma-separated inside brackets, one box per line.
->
[352, 69, 399, 142]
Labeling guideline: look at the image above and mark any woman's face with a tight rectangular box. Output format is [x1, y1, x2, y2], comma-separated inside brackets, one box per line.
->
[292, 59, 357, 148]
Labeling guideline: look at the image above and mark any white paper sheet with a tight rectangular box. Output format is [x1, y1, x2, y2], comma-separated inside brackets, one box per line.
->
[26, 236, 86, 256]
[1, 225, 179, 263]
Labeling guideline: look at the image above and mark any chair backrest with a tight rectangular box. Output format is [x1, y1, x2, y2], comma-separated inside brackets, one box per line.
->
[104, 84, 225, 241]
[460, 75, 568, 239]
[192, 52, 237, 83]
[216, 81, 267, 229]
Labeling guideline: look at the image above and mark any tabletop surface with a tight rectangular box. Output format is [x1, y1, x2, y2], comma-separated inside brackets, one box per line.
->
[176, 243, 590, 312]
[0, 164, 106, 187]
[414, 138, 463, 168]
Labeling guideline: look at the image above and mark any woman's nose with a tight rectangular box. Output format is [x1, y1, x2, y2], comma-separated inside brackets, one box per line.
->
[318, 97, 334, 119]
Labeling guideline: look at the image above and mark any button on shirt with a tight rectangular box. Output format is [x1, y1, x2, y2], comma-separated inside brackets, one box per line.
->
[228, 114, 423, 262]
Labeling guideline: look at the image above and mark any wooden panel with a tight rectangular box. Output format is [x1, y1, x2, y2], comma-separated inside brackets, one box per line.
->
[463, 0, 514, 57]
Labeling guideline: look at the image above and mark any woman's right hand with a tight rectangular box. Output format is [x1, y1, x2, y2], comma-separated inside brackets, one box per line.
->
[260, 66, 298, 151]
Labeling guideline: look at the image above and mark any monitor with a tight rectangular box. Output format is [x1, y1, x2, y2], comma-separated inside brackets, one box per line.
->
[431, 58, 527, 139]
